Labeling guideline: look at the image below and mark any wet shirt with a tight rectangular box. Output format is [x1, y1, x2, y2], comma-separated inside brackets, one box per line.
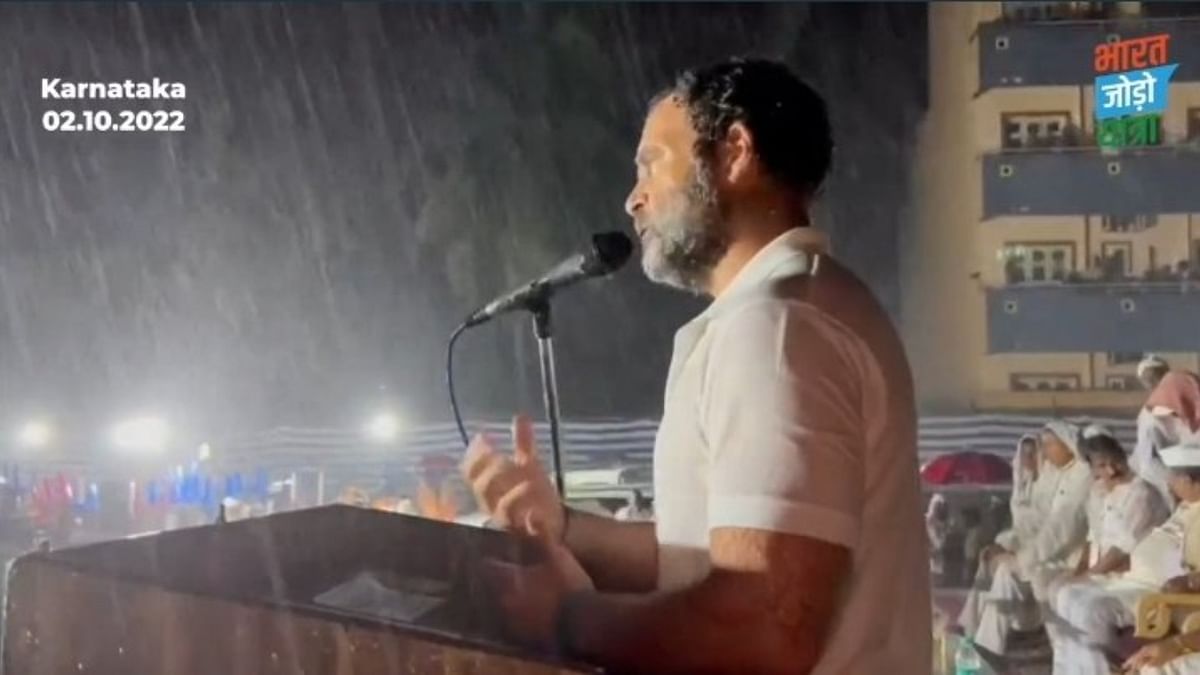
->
[652, 227, 931, 674]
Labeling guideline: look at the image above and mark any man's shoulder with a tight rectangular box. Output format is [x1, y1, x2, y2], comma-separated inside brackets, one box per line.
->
[709, 255, 868, 322]
[703, 252, 914, 402]
[705, 288, 858, 355]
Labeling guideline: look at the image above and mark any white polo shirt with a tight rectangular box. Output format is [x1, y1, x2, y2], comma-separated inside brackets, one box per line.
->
[652, 227, 931, 674]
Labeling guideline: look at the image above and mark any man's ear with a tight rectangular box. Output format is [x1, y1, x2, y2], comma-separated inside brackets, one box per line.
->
[721, 121, 756, 184]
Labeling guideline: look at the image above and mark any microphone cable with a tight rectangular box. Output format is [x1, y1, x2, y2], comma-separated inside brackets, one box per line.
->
[446, 322, 471, 449]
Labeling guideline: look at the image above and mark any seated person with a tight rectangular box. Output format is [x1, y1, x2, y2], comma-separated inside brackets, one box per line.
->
[958, 421, 1092, 655]
[1076, 433, 1169, 578]
[993, 435, 1042, 553]
[1045, 433, 1169, 673]
[1046, 442, 1200, 675]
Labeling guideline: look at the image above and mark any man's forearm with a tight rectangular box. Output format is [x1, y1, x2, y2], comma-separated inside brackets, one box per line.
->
[563, 508, 657, 592]
[560, 572, 811, 675]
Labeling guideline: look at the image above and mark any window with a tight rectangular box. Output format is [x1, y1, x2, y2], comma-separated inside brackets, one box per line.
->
[1001, 112, 1073, 149]
[1002, 242, 1076, 283]
[1142, 3, 1200, 19]
[1051, 249, 1068, 278]
[1001, 2, 1112, 20]
[1107, 352, 1143, 366]
[1106, 375, 1142, 390]
[1099, 241, 1133, 279]
[1101, 214, 1158, 232]
[1011, 373, 1082, 392]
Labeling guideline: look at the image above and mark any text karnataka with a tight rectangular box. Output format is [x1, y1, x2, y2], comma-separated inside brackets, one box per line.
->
[41, 78, 186, 100]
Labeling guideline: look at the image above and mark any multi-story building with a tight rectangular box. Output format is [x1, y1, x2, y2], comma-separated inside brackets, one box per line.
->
[904, 1, 1200, 415]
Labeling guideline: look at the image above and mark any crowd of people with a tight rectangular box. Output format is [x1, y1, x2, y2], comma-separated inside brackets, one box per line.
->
[946, 356, 1200, 674]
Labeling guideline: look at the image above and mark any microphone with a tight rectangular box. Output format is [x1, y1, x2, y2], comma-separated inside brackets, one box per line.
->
[461, 231, 633, 328]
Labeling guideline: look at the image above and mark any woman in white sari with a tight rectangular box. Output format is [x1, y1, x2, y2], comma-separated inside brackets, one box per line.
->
[993, 435, 1042, 553]
[958, 435, 1040, 640]
[1045, 432, 1170, 674]
[959, 421, 1093, 655]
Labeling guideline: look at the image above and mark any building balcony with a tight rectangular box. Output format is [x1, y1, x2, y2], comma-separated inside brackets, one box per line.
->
[982, 145, 1200, 218]
[978, 14, 1200, 91]
[973, 388, 1144, 414]
[987, 282, 1200, 352]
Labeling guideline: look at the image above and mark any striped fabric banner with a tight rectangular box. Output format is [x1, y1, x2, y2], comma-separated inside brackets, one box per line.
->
[5, 415, 1139, 485]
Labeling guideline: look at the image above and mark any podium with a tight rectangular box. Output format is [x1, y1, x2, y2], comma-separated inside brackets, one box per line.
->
[2, 505, 602, 674]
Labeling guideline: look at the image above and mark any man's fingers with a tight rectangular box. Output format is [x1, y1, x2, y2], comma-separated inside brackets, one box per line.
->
[462, 433, 498, 482]
[494, 482, 535, 532]
[473, 456, 517, 511]
[512, 414, 540, 466]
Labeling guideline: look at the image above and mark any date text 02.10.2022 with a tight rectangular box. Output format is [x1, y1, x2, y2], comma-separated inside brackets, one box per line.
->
[42, 109, 185, 133]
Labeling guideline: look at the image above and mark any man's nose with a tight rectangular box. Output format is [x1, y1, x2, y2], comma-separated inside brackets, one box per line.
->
[625, 188, 645, 218]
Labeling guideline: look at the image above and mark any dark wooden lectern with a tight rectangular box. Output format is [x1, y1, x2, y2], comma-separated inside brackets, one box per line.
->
[3, 505, 602, 674]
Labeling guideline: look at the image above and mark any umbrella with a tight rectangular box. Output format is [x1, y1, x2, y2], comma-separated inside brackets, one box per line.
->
[921, 451, 1013, 486]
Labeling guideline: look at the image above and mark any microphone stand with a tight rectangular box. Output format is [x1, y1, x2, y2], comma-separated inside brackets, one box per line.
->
[529, 299, 567, 499]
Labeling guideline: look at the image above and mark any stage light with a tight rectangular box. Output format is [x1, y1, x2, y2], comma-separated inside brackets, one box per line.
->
[112, 416, 169, 453]
[365, 412, 401, 443]
[17, 420, 53, 449]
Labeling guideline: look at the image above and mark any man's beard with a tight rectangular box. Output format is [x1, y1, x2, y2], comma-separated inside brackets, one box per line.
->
[639, 161, 728, 294]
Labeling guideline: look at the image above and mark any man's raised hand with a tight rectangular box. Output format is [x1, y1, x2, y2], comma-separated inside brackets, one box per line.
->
[461, 414, 565, 540]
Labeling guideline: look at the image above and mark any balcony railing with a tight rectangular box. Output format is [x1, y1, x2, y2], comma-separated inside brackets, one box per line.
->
[977, 16, 1200, 91]
[982, 145, 1200, 217]
[1003, 279, 1200, 291]
[974, 388, 1145, 413]
[987, 282, 1200, 353]
[994, 137, 1200, 155]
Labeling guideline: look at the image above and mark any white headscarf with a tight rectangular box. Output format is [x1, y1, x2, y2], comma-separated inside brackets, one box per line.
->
[1043, 420, 1083, 461]
[997, 434, 1043, 552]
[1138, 354, 1170, 380]
[926, 493, 949, 521]
[1012, 434, 1039, 507]
[925, 493, 949, 549]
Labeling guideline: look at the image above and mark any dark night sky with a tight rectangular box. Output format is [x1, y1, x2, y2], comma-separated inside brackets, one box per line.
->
[0, 3, 926, 447]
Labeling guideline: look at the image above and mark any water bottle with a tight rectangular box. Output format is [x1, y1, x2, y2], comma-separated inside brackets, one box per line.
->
[954, 637, 983, 675]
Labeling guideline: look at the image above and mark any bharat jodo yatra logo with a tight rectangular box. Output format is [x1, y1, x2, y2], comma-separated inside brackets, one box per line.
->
[1093, 33, 1177, 149]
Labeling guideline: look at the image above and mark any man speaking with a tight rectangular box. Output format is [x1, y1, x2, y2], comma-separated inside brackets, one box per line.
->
[462, 57, 931, 674]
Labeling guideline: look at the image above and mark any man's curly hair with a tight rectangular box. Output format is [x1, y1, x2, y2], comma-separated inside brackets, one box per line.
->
[654, 57, 834, 197]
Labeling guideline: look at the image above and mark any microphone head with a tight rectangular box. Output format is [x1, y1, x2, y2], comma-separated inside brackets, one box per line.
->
[588, 231, 634, 275]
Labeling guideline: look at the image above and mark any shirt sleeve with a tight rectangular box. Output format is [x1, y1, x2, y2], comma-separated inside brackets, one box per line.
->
[698, 300, 866, 550]
[1109, 482, 1167, 555]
